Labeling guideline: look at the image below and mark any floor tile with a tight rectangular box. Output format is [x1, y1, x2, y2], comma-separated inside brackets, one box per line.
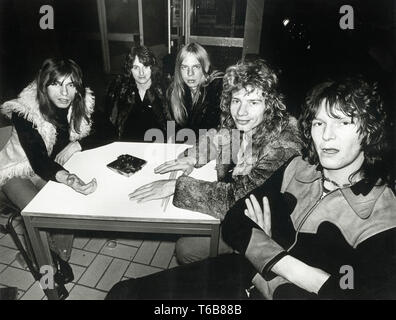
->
[0, 246, 18, 264]
[0, 233, 20, 249]
[20, 281, 45, 300]
[11, 252, 30, 270]
[17, 289, 24, 300]
[0, 263, 6, 273]
[13, 221, 26, 235]
[0, 266, 35, 290]
[0, 234, 14, 248]
[84, 238, 108, 253]
[100, 242, 138, 260]
[133, 240, 160, 265]
[72, 237, 90, 249]
[150, 241, 175, 269]
[0, 215, 9, 227]
[96, 258, 129, 291]
[116, 238, 143, 247]
[65, 282, 75, 294]
[69, 249, 97, 267]
[168, 256, 180, 269]
[67, 284, 107, 300]
[125, 262, 163, 279]
[70, 264, 87, 283]
[78, 254, 112, 287]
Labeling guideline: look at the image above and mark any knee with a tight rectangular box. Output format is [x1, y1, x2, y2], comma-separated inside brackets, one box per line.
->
[106, 279, 138, 300]
[175, 238, 192, 265]
[175, 237, 208, 265]
[106, 282, 125, 300]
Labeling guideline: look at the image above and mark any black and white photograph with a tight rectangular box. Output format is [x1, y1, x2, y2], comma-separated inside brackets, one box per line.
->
[0, 0, 395, 308]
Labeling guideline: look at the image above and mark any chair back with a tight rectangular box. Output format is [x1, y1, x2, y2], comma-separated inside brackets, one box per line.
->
[0, 113, 12, 151]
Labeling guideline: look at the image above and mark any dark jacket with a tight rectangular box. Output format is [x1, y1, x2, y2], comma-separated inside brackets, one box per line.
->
[166, 77, 223, 137]
[223, 156, 396, 299]
[106, 75, 167, 141]
[173, 116, 302, 220]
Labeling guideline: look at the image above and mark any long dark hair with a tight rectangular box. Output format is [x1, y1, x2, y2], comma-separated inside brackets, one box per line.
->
[36, 58, 88, 133]
[299, 76, 394, 187]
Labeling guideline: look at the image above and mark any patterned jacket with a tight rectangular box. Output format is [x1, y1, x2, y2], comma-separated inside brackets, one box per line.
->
[173, 115, 302, 220]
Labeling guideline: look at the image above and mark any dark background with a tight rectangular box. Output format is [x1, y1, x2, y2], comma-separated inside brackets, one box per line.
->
[259, 0, 395, 118]
[0, 0, 395, 121]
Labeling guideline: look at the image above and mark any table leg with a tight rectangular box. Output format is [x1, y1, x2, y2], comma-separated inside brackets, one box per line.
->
[23, 216, 59, 300]
[209, 224, 220, 257]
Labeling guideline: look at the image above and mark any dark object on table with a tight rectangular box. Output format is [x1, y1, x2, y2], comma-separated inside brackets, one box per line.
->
[107, 154, 147, 177]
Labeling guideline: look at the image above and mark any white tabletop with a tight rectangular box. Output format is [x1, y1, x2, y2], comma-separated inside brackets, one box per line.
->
[22, 142, 219, 224]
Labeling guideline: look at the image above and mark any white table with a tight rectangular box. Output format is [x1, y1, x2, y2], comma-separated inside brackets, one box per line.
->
[21, 142, 220, 299]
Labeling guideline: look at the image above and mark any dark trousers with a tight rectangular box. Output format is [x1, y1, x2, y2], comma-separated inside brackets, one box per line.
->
[106, 254, 257, 300]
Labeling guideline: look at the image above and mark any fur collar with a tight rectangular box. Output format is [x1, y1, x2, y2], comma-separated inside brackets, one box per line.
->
[1, 82, 94, 153]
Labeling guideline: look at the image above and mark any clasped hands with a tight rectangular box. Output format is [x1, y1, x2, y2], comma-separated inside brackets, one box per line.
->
[128, 156, 196, 202]
[56, 170, 97, 195]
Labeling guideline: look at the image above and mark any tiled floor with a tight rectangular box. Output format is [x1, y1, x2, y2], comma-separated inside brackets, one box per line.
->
[0, 212, 180, 300]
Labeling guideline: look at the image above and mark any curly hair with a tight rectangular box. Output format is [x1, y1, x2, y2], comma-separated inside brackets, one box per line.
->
[36, 58, 88, 133]
[167, 42, 223, 126]
[299, 76, 393, 186]
[220, 59, 289, 153]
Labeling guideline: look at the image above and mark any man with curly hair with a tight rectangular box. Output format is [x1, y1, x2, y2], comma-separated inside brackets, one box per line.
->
[129, 58, 302, 264]
[107, 76, 396, 300]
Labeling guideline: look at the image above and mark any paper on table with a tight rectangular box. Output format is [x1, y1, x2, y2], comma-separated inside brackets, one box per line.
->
[23, 142, 218, 223]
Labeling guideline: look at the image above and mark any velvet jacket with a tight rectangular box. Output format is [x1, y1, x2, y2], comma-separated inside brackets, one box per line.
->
[222, 156, 396, 299]
[106, 75, 167, 140]
[172, 116, 302, 220]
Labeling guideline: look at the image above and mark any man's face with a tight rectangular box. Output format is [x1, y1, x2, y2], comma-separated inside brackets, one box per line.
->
[131, 56, 152, 86]
[230, 86, 266, 133]
[47, 75, 76, 109]
[180, 53, 205, 92]
[311, 100, 364, 177]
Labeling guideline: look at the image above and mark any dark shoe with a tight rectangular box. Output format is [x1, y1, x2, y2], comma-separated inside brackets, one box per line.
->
[43, 284, 69, 300]
[56, 283, 69, 300]
[51, 250, 74, 284]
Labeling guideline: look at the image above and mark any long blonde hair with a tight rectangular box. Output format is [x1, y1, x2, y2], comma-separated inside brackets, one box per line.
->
[168, 43, 222, 126]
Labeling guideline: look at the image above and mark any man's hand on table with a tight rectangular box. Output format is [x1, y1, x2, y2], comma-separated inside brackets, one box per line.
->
[56, 170, 97, 195]
[154, 156, 196, 176]
[129, 179, 176, 202]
